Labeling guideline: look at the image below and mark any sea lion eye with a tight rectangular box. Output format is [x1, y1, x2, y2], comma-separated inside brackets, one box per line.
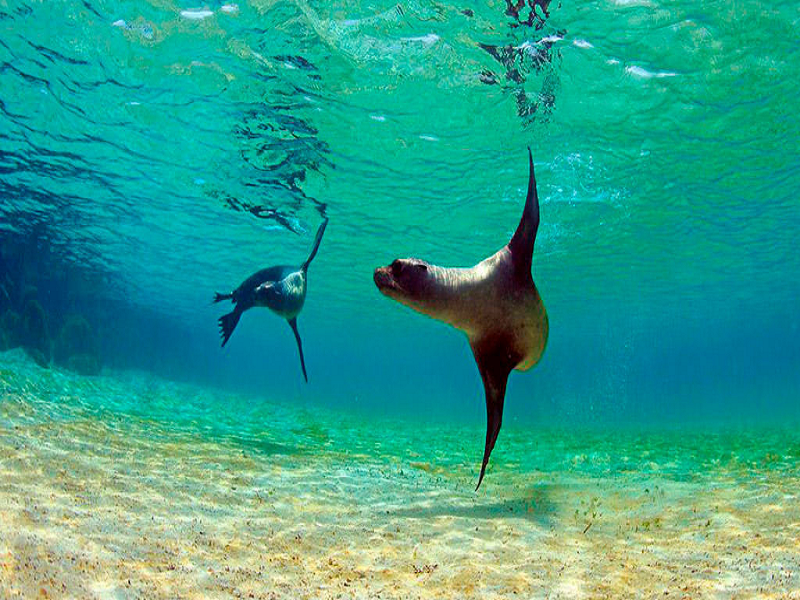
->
[391, 260, 403, 276]
[415, 263, 428, 272]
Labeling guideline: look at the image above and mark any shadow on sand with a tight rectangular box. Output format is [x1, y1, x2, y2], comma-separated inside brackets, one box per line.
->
[387, 483, 561, 525]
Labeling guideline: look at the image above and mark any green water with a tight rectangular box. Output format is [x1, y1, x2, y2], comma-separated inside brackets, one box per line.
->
[1, 0, 798, 424]
[1, 1, 800, 595]
[2, 348, 800, 597]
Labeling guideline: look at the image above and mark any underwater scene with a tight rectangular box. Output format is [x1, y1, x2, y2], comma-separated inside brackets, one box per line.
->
[1, 0, 799, 597]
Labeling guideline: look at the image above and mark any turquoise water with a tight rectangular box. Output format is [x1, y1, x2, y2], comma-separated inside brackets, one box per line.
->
[1, 0, 798, 423]
[2, 349, 800, 597]
[1, 0, 800, 596]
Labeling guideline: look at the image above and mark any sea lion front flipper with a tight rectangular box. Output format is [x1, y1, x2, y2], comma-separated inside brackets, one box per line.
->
[507, 148, 540, 276]
[288, 317, 308, 383]
[301, 217, 329, 273]
[470, 335, 516, 490]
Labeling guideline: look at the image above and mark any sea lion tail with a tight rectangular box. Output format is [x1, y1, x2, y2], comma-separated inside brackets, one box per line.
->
[218, 309, 242, 347]
[301, 217, 329, 272]
[214, 292, 233, 303]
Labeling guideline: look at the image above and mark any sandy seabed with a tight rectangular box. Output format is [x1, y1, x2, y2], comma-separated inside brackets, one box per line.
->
[1, 350, 799, 599]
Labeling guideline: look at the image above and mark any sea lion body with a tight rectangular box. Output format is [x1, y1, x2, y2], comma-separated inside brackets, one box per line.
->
[232, 266, 307, 319]
[215, 218, 328, 382]
[375, 251, 548, 369]
[374, 150, 547, 488]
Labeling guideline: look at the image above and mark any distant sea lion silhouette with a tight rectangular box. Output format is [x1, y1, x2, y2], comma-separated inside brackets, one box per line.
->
[214, 218, 328, 382]
[374, 150, 548, 489]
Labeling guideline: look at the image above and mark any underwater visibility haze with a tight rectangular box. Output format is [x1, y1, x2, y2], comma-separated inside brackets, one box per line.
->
[1, 0, 800, 597]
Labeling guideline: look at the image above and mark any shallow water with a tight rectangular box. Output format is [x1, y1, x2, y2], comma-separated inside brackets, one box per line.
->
[2, 350, 800, 598]
[1, 0, 800, 596]
[3, 0, 800, 423]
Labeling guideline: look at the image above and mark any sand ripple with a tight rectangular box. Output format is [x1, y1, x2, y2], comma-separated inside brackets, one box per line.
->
[2, 351, 799, 598]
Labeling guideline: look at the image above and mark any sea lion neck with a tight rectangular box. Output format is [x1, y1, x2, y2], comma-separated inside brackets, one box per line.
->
[421, 263, 467, 322]
[421, 249, 513, 332]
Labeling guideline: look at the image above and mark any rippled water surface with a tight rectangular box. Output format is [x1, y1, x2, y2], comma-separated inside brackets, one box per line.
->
[3, 0, 798, 306]
[3, 0, 799, 420]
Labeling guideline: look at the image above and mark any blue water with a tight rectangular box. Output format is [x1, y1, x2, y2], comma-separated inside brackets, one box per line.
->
[2, 0, 799, 428]
[1, 1, 800, 595]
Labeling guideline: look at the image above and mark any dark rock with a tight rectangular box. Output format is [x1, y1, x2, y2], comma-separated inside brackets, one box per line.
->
[66, 353, 101, 376]
[25, 347, 50, 369]
[0, 310, 22, 350]
[21, 298, 50, 361]
[54, 314, 102, 376]
[0, 282, 10, 314]
[21, 285, 38, 308]
[54, 315, 97, 361]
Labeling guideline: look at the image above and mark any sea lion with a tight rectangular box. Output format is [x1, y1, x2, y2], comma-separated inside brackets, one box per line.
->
[214, 218, 328, 382]
[374, 150, 547, 489]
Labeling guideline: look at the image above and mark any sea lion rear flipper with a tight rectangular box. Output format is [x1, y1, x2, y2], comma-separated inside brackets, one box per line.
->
[470, 335, 515, 490]
[301, 218, 329, 273]
[288, 317, 308, 382]
[219, 308, 242, 347]
[507, 148, 540, 275]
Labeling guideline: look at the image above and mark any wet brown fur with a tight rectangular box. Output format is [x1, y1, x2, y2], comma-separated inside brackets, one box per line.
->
[374, 150, 548, 489]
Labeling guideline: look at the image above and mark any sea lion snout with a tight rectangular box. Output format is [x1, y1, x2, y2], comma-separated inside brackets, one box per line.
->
[373, 266, 395, 295]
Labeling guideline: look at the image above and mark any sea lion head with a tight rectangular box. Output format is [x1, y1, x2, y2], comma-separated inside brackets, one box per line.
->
[373, 258, 436, 311]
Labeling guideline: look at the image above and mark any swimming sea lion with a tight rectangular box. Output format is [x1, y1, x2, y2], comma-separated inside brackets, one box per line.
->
[214, 218, 328, 382]
[374, 150, 547, 489]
